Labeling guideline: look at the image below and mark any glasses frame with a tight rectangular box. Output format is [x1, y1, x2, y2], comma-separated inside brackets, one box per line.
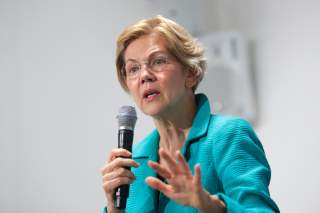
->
[122, 52, 173, 80]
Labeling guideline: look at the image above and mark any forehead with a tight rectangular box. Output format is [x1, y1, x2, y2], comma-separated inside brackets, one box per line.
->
[124, 33, 168, 61]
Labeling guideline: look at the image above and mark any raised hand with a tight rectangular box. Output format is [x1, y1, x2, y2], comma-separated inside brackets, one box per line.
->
[145, 148, 225, 212]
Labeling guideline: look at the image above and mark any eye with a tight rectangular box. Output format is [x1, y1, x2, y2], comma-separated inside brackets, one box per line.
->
[151, 56, 168, 66]
[126, 64, 140, 75]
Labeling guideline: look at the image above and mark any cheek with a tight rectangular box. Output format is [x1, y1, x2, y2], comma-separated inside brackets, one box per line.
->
[127, 82, 141, 102]
[165, 73, 187, 92]
[126, 79, 135, 92]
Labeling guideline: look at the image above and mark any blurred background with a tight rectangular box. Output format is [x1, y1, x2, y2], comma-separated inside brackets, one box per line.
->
[1, 0, 320, 212]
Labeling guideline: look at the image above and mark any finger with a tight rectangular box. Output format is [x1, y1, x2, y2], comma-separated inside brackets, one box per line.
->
[145, 176, 173, 195]
[103, 158, 139, 173]
[107, 148, 132, 162]
[175, 150, 191, 176]
[194, 163, 202, 187]
[211, 195, 226, 208]
[103, 167, 135, 181]
[148, 160, 172, 179]
[101, 158, 139, 174]
[159, 148, 180, 174]
[103, 177, 134, 193]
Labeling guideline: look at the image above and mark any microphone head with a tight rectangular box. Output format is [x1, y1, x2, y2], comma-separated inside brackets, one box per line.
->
[117, 105, 137, 130]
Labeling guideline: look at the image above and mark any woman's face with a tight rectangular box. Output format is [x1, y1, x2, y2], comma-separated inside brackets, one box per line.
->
[123, 33, 195, 117]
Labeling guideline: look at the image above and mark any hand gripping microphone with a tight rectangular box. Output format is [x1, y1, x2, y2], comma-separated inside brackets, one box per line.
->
[115, 106, 137, 209]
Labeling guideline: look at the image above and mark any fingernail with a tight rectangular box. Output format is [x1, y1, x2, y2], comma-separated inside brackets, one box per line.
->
[145, 177, 151, 183]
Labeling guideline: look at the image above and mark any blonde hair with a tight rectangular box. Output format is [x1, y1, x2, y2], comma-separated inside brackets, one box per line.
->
[116, 15, 206, 92]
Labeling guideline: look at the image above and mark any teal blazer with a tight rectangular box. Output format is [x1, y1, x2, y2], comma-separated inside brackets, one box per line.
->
[104, 94, 279, 212]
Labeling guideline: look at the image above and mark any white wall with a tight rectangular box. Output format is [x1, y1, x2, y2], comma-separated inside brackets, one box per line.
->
[212, 1, 320, 212]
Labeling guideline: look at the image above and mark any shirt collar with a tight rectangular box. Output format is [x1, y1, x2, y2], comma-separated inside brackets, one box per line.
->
[132, 93, 211, 159]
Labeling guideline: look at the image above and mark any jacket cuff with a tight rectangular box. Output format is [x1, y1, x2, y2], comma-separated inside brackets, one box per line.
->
[216, 193, 244, 213]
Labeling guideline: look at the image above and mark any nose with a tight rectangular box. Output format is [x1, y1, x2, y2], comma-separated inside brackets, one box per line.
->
[140, 64, 156, 84]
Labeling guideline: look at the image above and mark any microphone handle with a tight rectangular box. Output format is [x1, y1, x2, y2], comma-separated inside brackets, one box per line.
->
[115, 129, 133, 209]
[118, 129, 133, 152]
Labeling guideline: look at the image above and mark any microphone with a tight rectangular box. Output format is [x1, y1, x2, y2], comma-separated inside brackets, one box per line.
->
[115, 105, 137, 209]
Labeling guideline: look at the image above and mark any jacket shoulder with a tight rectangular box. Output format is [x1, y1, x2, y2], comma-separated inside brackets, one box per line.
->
[208, 114, 260, 145]
[209, 114, 252, 130]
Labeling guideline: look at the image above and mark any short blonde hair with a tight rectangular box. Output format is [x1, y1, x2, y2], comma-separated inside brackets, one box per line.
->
[116, 15, 206, 92]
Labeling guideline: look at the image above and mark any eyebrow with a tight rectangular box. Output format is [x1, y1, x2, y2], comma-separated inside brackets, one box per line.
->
[124, 50, 168, 64]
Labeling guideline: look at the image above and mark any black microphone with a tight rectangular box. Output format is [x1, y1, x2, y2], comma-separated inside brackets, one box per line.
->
[115, 105, 137, 209]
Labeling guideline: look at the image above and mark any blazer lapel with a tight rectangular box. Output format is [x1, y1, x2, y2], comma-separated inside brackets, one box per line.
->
[126, 130, 160, 213]
[181, 94, 211, 158]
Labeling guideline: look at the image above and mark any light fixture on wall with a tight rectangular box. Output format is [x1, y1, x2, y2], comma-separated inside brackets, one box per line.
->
[197, 32, 257, 123]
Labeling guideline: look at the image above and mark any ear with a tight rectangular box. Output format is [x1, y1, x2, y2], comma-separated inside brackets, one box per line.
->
[185, 68, 198, 89]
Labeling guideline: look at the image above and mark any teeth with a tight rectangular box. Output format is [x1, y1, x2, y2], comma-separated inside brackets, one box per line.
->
[147, 93, 156, 98]
[145, 92, 158, 98]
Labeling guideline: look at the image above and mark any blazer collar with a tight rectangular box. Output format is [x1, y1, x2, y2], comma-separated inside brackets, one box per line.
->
[187, 93, 211, 141]
[129, 131, 160, 212]
[181, 93, 211, 156]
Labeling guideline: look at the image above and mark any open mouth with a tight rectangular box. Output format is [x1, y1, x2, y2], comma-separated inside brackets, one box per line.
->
[143, 89, 160, 99]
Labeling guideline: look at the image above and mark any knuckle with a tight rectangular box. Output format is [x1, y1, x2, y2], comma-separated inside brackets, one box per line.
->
[100, 166, 107, 175]
[116, 178, 122, 186]
[102, 173, 110, 181]
[116, 177, 131, 186]
[117, 157, 128, 166]
[114, 157, 121, 163]
[110, 149, 117, 157]
[112, 158, 121, 167]
[118, 167, 125, 175]
[103, 164, 111, 173]
[103, 182, 110, 191]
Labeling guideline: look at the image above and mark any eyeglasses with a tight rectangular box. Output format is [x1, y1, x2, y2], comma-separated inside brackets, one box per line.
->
[123, 53, 171, 80]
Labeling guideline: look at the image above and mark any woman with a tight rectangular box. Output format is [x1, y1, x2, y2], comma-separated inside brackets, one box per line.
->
[101, 15, 279, 213]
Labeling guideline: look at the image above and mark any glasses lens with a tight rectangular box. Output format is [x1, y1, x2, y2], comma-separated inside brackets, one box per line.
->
[150, 55, 168, 72]
[125, 63, 140, 79]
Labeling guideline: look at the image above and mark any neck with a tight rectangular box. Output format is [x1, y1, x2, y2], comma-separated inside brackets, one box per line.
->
[153, 93, 197, 155]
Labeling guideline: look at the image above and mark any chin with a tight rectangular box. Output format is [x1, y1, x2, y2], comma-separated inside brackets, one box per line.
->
[141, 107, 162, 117]
[140, 102, 166, 117]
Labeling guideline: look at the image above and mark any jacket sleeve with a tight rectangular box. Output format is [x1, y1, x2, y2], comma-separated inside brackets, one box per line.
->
[103, 207, 107, 213]
[213, 118, 280, 213]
